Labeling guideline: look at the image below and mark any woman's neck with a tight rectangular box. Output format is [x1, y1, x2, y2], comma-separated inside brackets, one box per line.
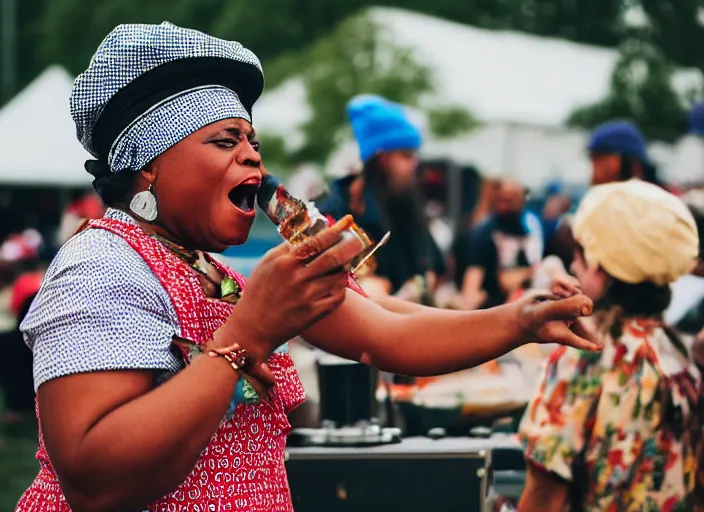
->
[118, 207, 193, 251]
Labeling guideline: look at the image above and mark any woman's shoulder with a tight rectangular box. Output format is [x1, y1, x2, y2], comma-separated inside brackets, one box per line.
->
[48, 224, 153, 280]
[22, 225, 176, 339]
[21, 224, 182, 388]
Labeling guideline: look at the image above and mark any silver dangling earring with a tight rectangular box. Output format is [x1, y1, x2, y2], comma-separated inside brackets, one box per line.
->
[129, 184, 158, 222]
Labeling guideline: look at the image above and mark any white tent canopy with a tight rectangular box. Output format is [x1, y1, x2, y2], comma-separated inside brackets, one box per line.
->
[0, 66, 92, 187]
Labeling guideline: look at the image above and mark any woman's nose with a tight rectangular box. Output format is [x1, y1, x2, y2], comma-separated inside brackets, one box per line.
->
[238, 140, 262, 168]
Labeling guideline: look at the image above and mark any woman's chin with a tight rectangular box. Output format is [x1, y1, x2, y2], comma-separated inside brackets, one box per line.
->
[207, 204, 255, 250]
[212, 224, 252, 250]
[225, 233, 249, 247]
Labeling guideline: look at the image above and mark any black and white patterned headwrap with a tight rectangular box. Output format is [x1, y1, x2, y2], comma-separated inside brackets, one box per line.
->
[70, 22, 264, 177]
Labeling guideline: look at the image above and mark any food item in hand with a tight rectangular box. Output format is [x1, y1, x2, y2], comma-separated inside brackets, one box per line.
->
[257, 173, 378, 275]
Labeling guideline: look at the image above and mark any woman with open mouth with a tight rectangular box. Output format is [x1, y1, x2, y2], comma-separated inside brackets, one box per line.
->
[16, 23, 599, 512]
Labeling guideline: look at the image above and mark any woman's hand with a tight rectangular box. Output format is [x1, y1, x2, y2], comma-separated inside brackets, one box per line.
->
[221, 216, 365, 360]
[514, 290, 600, 351]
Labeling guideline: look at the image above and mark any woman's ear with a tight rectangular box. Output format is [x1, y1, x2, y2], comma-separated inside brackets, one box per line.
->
[139, 157, 159, 187]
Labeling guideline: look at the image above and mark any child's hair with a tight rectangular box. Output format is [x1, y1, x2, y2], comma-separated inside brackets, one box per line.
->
[593, 265, 688, 358]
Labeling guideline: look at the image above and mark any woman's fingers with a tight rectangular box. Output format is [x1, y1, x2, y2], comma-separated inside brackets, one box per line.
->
[528, 294, 593, 323]
[248, 362, 277, 388]
[547, 325, 602, 352]
[304, 234, 365, 278]
[517, 293, 601, 351]
[291, 215, 354, 262]
[306, 272, 349, 299]
[571, 317, 597, 343]
[310, 288, 348, 320]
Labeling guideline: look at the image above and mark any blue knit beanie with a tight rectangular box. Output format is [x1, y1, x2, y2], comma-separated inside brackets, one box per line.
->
[689, 103, 704, 136]
[347, 95, 422, 162]
[587, 120, 648, 162]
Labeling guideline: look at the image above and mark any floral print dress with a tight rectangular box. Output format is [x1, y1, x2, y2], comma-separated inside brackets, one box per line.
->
[520, 320, 702, 512]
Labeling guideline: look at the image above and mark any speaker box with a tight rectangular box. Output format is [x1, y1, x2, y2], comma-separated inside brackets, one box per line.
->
[286, 437, 495, 512]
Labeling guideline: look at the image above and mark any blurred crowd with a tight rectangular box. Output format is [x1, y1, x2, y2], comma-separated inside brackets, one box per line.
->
[306, 101, 688, 320]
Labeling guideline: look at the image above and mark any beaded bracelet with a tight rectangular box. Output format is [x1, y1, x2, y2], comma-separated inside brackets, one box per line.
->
[208, 343, 263, 409]
[173, 337, 261, 409]
[207, 344, 252, 372]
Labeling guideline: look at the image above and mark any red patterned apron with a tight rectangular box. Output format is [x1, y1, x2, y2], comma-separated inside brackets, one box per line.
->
[16, 218, 306, 511]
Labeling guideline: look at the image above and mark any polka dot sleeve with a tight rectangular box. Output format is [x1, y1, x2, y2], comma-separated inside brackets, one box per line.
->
[21, 225, 183, 391]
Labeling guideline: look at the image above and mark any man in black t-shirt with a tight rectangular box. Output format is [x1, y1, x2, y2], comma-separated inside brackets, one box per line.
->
[456, 179, 543, 308]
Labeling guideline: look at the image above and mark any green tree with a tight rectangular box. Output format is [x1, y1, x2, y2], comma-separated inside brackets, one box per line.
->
[256, 133, 291, 171]
[34, 0, 222, 76]
[8, 0, 632, 103]
[567, 38, 694, 142]
[211, 0, 367, 64]
[8, 0, 704, 149]
[2, 0, 50, 102]
[427, 106, 481, 139]
[505, 0, 621, 47]
[639, 0, 704, 71]
[11, 0, 704, 106]
[283, 13, 435, 162]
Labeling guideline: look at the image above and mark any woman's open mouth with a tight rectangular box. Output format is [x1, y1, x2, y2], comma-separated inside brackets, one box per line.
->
[228, 183, 259, 214]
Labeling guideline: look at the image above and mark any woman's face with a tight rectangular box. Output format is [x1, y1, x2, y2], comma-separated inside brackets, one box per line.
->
[146, 118, 262, 252]
[570, 249, 608, 301]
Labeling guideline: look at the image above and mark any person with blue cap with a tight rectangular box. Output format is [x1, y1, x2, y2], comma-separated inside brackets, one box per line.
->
[318, 95, 446, 303]
[16, 23, 600, 512]
[587, 119, 661, 186]
[689, 102, 704, 137]
[544, 119, 661, 274]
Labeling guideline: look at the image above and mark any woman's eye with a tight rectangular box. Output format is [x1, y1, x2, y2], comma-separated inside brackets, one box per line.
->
[215, 139, 237, 149]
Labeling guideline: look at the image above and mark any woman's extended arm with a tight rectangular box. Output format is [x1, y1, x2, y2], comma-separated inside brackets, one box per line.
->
[370, 293, 426, 314]
[302, 289, 597, 376]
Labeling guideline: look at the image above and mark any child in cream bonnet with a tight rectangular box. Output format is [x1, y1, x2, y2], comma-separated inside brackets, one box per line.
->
[514, 180, 703, 512]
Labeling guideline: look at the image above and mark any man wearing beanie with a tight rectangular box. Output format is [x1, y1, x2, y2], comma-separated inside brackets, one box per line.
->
[317, 95, 446, 304]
